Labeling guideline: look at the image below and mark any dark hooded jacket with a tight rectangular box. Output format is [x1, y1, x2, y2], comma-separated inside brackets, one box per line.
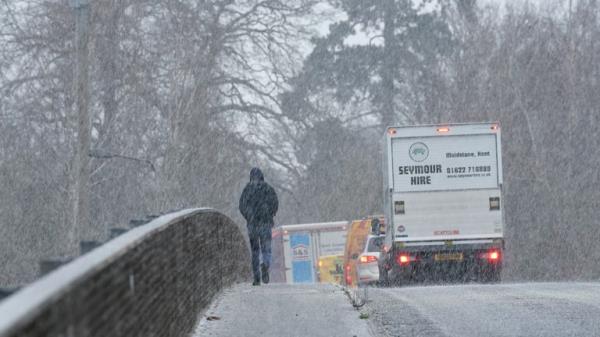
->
[239, 168, 279, 226]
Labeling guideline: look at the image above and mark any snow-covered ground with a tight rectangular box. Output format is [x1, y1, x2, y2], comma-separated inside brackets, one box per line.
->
[192, 281, 600, 337]
[365, 282, 600, 337]
[194, 283, 372, 337]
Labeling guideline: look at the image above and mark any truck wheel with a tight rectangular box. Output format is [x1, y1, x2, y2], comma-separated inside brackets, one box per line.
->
[488, 269, 501, 283]
[378, 267, 390, 287]
[480, 268, 501, 283]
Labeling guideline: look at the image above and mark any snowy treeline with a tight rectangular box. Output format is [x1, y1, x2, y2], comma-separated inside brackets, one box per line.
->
[1, 0, 599, 286]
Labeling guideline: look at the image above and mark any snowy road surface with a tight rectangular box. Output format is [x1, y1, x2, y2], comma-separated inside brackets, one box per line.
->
[366, 282, 600, 337]
[194, 283, 372, 337]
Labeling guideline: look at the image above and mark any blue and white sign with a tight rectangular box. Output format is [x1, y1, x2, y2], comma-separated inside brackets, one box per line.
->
[290, 233, 313, 283]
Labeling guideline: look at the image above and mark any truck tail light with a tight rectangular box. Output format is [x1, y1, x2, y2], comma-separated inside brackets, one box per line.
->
[437, 127, 450, 133]
[388, 128, 397, 136]
[399, 254, 409, 265]
[396, 253, 416, 266]
[359, 255, 378, 264]
[480, 249, 501, 263]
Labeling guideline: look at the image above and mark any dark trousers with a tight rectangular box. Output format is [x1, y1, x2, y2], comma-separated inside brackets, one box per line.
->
[247, 224, 272, 281]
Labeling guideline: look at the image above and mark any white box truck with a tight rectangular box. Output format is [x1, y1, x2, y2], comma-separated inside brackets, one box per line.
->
[379, 123, 504, 284]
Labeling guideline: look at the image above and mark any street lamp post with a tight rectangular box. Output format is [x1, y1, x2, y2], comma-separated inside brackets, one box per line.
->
[70, 0, 91, 251]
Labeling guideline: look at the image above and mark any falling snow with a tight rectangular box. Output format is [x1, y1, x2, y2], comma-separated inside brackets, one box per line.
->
[1, 1, 600, 335]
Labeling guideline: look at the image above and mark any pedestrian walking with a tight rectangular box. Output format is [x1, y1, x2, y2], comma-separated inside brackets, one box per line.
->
[239, 167, 279, 286]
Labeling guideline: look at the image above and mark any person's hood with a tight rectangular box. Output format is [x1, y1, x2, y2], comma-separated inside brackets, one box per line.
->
[250, 167, 264, 182]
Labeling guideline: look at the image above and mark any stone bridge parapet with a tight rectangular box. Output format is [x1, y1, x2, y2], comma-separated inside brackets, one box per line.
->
[0, 209, 250, 337]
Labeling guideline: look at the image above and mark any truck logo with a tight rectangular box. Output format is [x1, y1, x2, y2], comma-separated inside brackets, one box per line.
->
[409, 142, 429, 162]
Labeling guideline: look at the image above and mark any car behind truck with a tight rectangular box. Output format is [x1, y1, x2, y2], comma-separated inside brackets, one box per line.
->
[379, 123, 504, 285]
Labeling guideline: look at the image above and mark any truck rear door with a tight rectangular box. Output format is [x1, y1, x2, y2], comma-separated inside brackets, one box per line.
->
[389, 125, 503, 241]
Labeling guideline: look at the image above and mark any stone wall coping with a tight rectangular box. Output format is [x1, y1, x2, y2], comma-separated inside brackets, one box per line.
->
[0, 208, 212, 336]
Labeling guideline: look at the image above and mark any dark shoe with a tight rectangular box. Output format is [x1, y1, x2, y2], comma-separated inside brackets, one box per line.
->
[252, 279, 260, 286]
[261, 263, 269, 284]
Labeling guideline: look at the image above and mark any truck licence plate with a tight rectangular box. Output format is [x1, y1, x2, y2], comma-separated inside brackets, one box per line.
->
[434, 252, 464, 262]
